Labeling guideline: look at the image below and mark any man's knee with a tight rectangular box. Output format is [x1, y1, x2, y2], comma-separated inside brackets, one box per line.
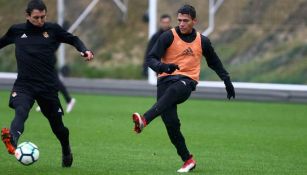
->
[45, 112, 67, 135]
[15, 105, 31, 118]
[52, 125, 69, 137]
[162, 114, 181, 130]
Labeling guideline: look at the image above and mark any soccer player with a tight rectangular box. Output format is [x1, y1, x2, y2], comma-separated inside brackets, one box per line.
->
[142, 14, 172, 77]
[0, 0, 94, 167]
[132, 4, 235, 173]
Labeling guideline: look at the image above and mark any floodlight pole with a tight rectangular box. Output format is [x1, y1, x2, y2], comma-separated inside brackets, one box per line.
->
[67, 0, 100, 33]
[148, 0, 157, 85]
[57, 0, 100, 70]
[113, 0, 128, 21]
[57, 0, 65, 69]
[202, 0, 224, 36]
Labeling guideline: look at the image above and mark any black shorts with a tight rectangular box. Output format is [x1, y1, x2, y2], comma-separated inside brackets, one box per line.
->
[9, 86, 63, 115]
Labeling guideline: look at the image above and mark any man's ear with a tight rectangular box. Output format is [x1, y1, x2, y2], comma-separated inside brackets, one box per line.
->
[193, 18, 198, 25]
[25, 12, 30, 20]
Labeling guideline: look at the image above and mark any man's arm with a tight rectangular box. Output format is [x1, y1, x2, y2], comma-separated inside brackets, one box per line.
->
[0, 27, 14, 49]
[144, 32, 160, 59]
[53, 24, 88, 52]
[146, 30, 179, 74]
[53, 23, 93, 60]
[202, 36, 229, 81]
[202, 36, 235, 99]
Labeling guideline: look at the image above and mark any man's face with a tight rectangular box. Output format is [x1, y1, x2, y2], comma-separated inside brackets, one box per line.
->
[177, 13, 196, 34]
[160, 17, 171, 31]
[26, 9, 47, 27]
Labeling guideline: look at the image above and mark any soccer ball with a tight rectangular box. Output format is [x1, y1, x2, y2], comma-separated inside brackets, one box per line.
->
[15, 142, 39, 166]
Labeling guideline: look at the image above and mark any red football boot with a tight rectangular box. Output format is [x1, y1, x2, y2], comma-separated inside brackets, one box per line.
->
[177, 155, 196, 173]
[132, 113, 147, 133]
[1, 128, 16, 155]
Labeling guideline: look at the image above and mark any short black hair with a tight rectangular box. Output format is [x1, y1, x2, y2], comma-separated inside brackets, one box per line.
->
[160, 14, 171, 20]
[177, 4, 196, 19]
[26, 0, 47, 15]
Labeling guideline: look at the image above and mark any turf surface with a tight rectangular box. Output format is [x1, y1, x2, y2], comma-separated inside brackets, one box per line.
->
[0, 91, 306, 175]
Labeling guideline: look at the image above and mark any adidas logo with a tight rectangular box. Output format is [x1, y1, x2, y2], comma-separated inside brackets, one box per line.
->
[179, 47, 194, 56]
[21, 33, 27, 38]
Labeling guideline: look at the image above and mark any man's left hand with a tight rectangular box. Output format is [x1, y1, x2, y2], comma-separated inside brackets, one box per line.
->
[224, 78, 235, 100]
[81, 51, 94, 61]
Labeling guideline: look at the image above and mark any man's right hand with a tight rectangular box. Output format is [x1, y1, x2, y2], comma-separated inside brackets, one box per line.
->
[160, 63, 180, 74]
[81, 51, 94, 61]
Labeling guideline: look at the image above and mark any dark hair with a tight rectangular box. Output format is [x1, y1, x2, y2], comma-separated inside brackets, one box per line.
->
[26, 0, 47, 15]
[177, 4, 196, 19]
[160, 14, 171, 20]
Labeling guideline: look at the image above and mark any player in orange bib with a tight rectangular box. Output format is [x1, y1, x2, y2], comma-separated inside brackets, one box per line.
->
[132, 4, 235, 173]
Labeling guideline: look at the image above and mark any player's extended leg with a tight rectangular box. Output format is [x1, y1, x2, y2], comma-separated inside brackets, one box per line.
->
[132, 81, 168, 133]
[161, 106, 196, 173]
[132, 79, 193, 133]
[132, 81, 169, 133]
[146, 80, 192, 123]
[2, 92, 34, 154]
[37, 96, 73, 167]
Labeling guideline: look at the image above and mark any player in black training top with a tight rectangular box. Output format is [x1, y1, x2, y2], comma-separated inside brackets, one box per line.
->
[0, 0, 94, 167]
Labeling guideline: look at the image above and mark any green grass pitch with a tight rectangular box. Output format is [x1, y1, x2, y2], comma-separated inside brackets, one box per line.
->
[0, 90, 306, 175]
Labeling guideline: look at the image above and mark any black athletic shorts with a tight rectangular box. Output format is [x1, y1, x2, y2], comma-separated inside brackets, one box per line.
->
[9, 85, 63, 115]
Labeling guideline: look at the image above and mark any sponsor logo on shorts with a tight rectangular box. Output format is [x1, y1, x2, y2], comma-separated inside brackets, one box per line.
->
[21, 33, 27, 38]
[181, 80, 187, 86]
[12, 92, 17, 97]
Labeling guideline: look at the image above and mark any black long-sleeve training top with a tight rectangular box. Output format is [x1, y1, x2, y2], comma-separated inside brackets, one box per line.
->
[146, 26, 230, 84]
[0, 21, 88, 92]
[144, 28, 167, 60]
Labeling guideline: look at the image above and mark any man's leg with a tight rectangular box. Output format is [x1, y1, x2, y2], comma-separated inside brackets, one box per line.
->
[57, 78, 76, 113]
[132, 81, 168, 133]
[144, 80, 192, 124]
[37, 96, 72, 167]
[57, 78, 72, 103]
[161, 105, 191, 161]
[133, 80, 192, 133]
[2, 92, 34, 154]
[159, 88, 196, 173]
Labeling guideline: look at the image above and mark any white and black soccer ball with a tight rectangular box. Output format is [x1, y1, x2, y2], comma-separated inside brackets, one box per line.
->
[15, 142, 39, 166]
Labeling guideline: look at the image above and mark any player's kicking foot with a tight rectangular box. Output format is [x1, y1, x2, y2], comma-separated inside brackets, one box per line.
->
[62, 146, 73, 167]
[132, 113, 147, 133]
[177, 155, 196, 173]
[1, 128, 16, 155]
[66, 98, 76, 113]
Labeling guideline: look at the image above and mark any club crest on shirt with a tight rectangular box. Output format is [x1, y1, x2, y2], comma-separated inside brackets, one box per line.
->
[43, 31, 49, 38]
[12, 92, 17, 97]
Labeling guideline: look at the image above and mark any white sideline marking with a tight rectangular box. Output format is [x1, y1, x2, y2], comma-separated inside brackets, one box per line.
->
[198, 81, 307, 91]
[0, 72, 17, 79]
[1, 72, 307, 92]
